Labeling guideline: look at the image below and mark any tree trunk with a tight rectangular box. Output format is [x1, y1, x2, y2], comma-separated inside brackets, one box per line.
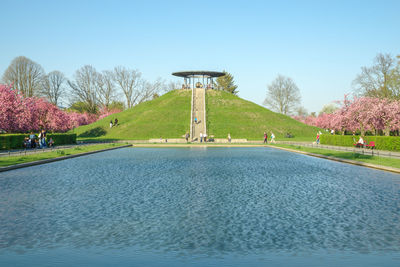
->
[384, 127, 390, 136]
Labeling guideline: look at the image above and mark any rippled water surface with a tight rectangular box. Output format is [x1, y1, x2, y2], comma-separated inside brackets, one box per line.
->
[1, 147, 400, 266]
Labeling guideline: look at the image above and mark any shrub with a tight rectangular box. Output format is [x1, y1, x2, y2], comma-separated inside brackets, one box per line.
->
[0, 133, 76, 150]
[320, 135, 400, 151]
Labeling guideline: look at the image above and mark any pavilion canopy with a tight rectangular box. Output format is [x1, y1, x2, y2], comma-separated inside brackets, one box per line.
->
[172, 71, 225, 78]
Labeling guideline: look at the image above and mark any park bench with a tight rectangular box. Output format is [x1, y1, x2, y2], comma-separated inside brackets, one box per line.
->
[353, 141, 375, 149]
[365, 141, 375, 149]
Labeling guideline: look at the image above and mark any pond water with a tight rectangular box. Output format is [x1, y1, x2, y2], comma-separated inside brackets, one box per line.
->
[0, 147, 400, 266]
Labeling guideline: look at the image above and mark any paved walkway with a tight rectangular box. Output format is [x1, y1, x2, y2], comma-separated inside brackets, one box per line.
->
[191, 87, 206, 142]
[276, 141, 400, 159]
[0, 143, 111, 158]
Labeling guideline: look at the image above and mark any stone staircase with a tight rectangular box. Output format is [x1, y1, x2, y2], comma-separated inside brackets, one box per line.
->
[190, 87, 206, 142]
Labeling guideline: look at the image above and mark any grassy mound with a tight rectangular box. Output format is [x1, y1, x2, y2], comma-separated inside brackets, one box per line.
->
[72, 89, 320, 141]
[206, 90, 321, 141]
[72, 90, 191, 140]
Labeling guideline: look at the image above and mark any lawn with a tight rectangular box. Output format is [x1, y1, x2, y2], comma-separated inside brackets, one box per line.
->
[72, 90, 191, 140]
[0, 143, 128, 167]
[206, 90, 321, 140]
[271, 143, 400, 169]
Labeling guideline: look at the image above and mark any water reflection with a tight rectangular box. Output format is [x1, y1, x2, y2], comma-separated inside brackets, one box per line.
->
[0, 147, 400, 257]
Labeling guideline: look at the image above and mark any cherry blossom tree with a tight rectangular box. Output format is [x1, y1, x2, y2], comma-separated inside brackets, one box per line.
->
[1, 83, 119, 133]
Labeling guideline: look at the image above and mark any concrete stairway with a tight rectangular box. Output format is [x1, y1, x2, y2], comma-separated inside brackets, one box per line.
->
[191, 87, 206, 142]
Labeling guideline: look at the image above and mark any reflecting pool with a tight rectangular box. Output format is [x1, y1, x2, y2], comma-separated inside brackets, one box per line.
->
[0, 147, 400, 266]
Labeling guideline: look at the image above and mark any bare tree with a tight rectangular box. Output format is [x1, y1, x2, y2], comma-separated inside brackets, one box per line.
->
[353, 53, 400, 99]
[2, 56, 45, 97]
[139, 78, 164, 104]
[40, 71, 65, 106]
[263, 75, 301, 115]
[168, 80, 182, 91]
[113, 66, 142, 108]
[295, 106, 308, 117]
[97, 70, 117, 109]
[68, 65, 100, 114]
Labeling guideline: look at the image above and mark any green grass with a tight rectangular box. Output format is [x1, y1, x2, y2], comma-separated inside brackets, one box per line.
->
[72, 89, 321, 141]
[72, 90, 191, 140]
[271, 144, 400, 169]
[206, 90, 322, 140]
[0, 143, 127, 167]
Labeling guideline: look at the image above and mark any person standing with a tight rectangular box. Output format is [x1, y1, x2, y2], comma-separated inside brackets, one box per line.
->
[200, 132, 203, 143]
[29, 132, 36, 148]
[316, 132, 320, 144]
[263, 132, 268, 144]
[270, 132, 276, 143]
[110, 120, 113, 128]
[114, 118, 118, 126]
[228, 133, 231, 143]
[185, 132, 189, 143]
[204, 133, 207, 142]
[41, 129, 47, 147]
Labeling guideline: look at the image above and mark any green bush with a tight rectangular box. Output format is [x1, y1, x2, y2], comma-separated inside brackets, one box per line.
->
[0, 133, 76, 150]
[320, 135, 400, 151]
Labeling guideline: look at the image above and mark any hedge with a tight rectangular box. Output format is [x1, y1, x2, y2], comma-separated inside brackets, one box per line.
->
[320, 135, 400, 151]
[0, 133, 77, 150]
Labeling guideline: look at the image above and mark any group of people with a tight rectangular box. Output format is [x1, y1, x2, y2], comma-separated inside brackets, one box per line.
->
[23, 130, 54, 149]
[263, 132, 276, 144]
[109, 118, 119, 128]
[199, 132, 207, 142]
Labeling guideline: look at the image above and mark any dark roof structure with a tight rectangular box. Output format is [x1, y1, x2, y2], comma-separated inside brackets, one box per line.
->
[172, 71, 225, 78]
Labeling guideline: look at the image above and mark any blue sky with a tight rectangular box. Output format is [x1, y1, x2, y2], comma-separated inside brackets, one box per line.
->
[1, 0, 399, 112]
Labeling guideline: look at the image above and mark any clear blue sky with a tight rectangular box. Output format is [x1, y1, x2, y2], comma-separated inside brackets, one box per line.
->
[1, 0, 399, 113]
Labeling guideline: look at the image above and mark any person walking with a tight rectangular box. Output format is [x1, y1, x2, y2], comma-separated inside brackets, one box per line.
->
[185, 132, 189, 143]
[316, 132, 320, 144]
[263, 132, 268, 144]
[270, 132, 276, 143]
[110, 120, 113, 128]
[200, 132, 203, 143]
[204, 133, 207, 142]
[114, 118, 118, 126]
[228, 133, 231, 143]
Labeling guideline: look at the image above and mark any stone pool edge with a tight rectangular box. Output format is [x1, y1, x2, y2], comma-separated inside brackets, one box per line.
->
[268, 145, 400, 174]
[0, 144, 132, 172]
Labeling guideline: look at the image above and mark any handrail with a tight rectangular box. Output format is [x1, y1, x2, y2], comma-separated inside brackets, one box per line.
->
[190, 87, 194, 139]
[203, 88, 207, 136]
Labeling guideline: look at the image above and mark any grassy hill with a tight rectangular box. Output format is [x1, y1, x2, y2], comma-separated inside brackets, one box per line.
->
[206, 90, 321, 141]
[72, 89, 320, 141]
[72, 90, 191, 140]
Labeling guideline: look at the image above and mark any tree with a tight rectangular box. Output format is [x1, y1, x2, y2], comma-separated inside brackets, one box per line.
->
[139, 78, 164, 104]
[319, 103, 339, 115]
[353, 53, 400, 99]
[2, 56, 45, 97]
[215, 71, 238, 95]
[0, 84, 72, 132]
[40, 71, 66, 106]
[295, 106, 308, 117]
[113, 66, 142, 108]
[167, 80, 181, 91]
[263, 75, 301, 115]
[97, 70, 117, 110]
[68, 65, 100, 114]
